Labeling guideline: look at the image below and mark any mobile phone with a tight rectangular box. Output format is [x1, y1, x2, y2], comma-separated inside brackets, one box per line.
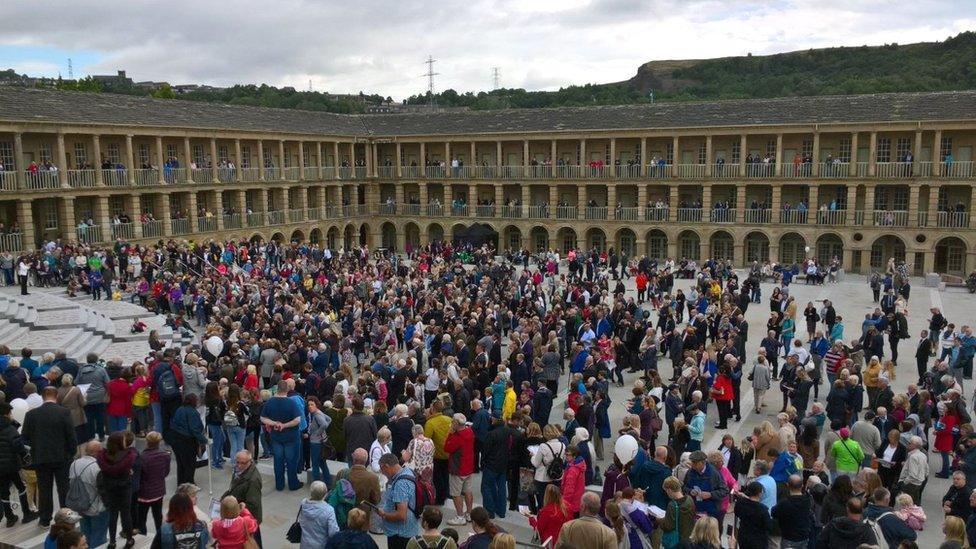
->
[726, 524, 734, 536]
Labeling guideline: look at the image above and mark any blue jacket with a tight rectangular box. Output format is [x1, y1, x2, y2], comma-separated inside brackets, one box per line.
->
[298, 499, 340, 549]
[770, 451, 800, 483]
[864, 504, 916, 549]
[682, 463, 728, 518]
[471, 408, 491, 442]
[170, 405, 207, 445]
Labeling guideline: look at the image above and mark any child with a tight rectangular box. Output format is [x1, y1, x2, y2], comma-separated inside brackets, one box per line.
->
[210, 496, 257, 549]
[894, 493, 926, 531]
[130, 363, 151, 437]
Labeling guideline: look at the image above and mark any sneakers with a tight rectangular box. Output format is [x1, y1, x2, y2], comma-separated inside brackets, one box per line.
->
[447, 516, 467, 526]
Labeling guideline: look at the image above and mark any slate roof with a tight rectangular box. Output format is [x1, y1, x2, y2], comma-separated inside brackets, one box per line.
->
[1, 86, 975, 138]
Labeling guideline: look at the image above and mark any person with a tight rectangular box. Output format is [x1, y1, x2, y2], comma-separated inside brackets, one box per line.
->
[444, 413, 475, 525]
[482, 415, 516, 519]
[298, 480, 340, 549]
[682, 450, 728, 523]
[523, 484, 571, 545]
[23, 386, 77, 527]
[345, 396, 379, 464]
[260, 380, 304, 491]
[152, 493, 209, 549]
[369, 426, 393, 473]
[944, 515, 969, 548]
[424, 400, 453, 506]
[815, 497, 877, 549]
[307, 397, 333, 486]
[134, 431, 170, 535]
[75, 355, 110, 442]
[406, 506, 458, 549]
[0, 401, 37, 526]
[943, 471, 973, 520]
[96, 431, 137, 549]
[555, 492, 617, 549]
[866, 487, 917, 549]
[57, 373, 88, 449]
[43, 508, 82, 549]
[487, 533, 515, 549]
[323, 508, 378, 549]
[531, 424, 565, 509]
[560, 444, 587, 517]
[830, 427, 864, 477]
[897, 436, 928, 505]
[661, 475, 696, 548]
[222, 450, 263, 544]
[169, 394, 207, 485]
[210, 496, 258, 549]
[678, 516, 723, 549]
[68, 440, 107, 548]
[772, 475, 811, 549]
[733, 481, 775, 549]
[346, 447, 382, 519]
[460, 507, 501, 549]
[56, 530, 88, 549]
[376, 452, 420, 549]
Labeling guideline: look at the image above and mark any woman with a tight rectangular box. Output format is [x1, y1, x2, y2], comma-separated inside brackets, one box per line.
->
[210, 496, 257, 549]
[531, 424, 566, 509]
[204, 382, 227, 470]
[820, 474, 853, 525]
[372, 400, 389, 431]
[487, 534, 515, 549]
[403, 423, 435, 493]
[752, 421, 780, 463]
[57, 373, 88, 446]
[803, 302, 820, 341]
[322, 508, 378, 549]
[96, 432, 137, 549]
[460, 507, 500, 549]
[224, 385, 248, 461]
[298, 481, 340, 549]
[679, 516, 722, 549]
[707, 451, 738, 521]
[135, 432, 170, 536]
[781, 315, 796, 357]
[936, 401, 960, 478]
[151, 493, 208, 549]
[307, 397, 333, 486]
[325, 394, 349, 462]
[169, 394, 207, 485]
[369, 426, 393, 473]
[710, 365, 734, 429]
[769, 288, 783, 314]
[876, 428, 907, 490]
[521, 422, 546, 513]
[242, 364, 259, 393]
[796, 422, 820, 473]
[717, 435, 743, 482]
[790, 368, 814, 414]
[524, 484, 570, 545]
[560, 445, 586, 517]
[618, 487, 656, 549]
[943, 515, 969, 547]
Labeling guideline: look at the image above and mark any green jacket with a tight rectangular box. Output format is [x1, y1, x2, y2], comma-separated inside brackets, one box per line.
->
[831, 438, 864, 473]
[223, 464, 263, 523]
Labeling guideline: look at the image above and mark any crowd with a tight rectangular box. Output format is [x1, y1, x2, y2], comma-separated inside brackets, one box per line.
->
[0, 234, 973, 549]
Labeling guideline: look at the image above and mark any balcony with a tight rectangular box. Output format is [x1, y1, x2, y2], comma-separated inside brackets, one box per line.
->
[68, 169, 97, 188]
[283, 167, 301, 181]
[779, 210, 808, 224]
[376, 166, 396, 178]
[942, 161, 975, 178]
[820, 162, 851, 178]
[743, 208, 772, 224]
[476, 205, 495, 218]
[142, 220, 164, 238]
[191, 169, 213, 184]
[379, 203, 397, 215]
[711, 163, 736, 179]
[450, 204, 468, 217]
[613, 165, 643, 179]
[338, 167, 353, 179]
[675, 164, 707, 179]
[323, 205, 340, 218]
[265, 167, 281, 181]
[0, 172, 16, 191]
[135, 169, 158, 186]
[917, 211, 928, 227]
[872, 210, 908, 227]
[266, 210, 285, 225]
[22, 171, 59, 190]
[744, 163, 776, 178]
[584, 206, 608, 220]
[528, 205, 549, 219]
[402, 204, 421, 216]
[218, 167, 237, 182]
[817, 210, 846, 225]
[223, 213, 242, 229]
[171, 218, 191, 235]
[501, 205, 523, 219]
[644, 207, 669, 222]
[711, 209, 736, 223]
[197, 216, 218, 233]
[163, 168, 189, 185]
[0, 233, 23, 252]
[615, 207, 638, 221]
[781, 164, 814, 179]
[246, 212, 265, 227]
[424, 204, 443, 217]
[556, 205, 578, 220]
[321, 167, 336, 179]
[111, 222, 135, 241]
[676, 208, 703, 222]
[288, 209, 304, 223]
[306, 207, 322, 221]
[103, 169, 129, 187]
[645, 164, 673, 179]
[76, 224, 102, 244]
[874, 162, 913, 179]
[938, 211, 970, 228]
[852, 210, 865, 226]
[402, 166, 421, 179]
[354, 167, 366, 179]
[524, 166, 555, 179]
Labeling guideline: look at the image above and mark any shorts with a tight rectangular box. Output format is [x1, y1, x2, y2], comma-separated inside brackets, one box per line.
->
[450, 474, 472, 497]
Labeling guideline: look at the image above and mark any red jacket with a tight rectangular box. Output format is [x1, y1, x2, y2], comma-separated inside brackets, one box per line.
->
[529, 502, 571, 544]
[106, 378, 134, 417]
[561, 457, 587, 513]
[936, 411, 959, 453]
[443, 426, 476, 476]
[711, 374, 735, 402]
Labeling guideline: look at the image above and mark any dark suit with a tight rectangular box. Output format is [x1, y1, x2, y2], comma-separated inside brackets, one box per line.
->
[22, 401, 76, 524]
[915, 338, 932, 380]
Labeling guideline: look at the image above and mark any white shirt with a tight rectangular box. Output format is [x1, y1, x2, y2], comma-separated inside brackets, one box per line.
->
[788, 346, 811, 364]
[17, 261, 28, 276]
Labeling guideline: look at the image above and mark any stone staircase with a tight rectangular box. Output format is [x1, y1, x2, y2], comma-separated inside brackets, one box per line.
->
[0, 288, 194, 364]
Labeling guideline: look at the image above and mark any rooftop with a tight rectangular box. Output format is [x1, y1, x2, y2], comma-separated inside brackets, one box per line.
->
[0, 86, 975, 138]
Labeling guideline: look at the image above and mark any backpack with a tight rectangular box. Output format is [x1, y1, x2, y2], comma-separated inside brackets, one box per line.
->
[392, 474, 434, 518]
[413, 536, 450, 549]
[65, 461, 97, 514]
[223, 408, 240, 427]
[864, 511, 891, 547]
[544, 442, 564, 481]
[326, 479, 358, 528]
[156, 364, 180, 401]
[168, 522, 207, 549]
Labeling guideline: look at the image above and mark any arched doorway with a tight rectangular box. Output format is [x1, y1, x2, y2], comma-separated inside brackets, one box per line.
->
[249, 233, 263, 244]
[428, 223, 444, 243]
[556, 227, 577, 253]
[309, 228, 322, 245]
[343, 224, 356, 249]
[502, 226, 522, 251]
[646, 229, 667, 260]
[870, 235, 906, 270]
[290, 229, 305, 243]
[404, 222, 421, 252]
[744, 231, 770, 264]
[359, 224, 369, 246]
[617, 229, 636, 257]
[326, 226, 339, 249]
[586, 228, 606, 252]
[816, 234, 843, 266]
[678, 230, 700, 261]
[935, 237, 967, 276]
[451, 223, 468, 243]
[271, 232, 285, 243]
[710, 230, 734, 262]
[381, 222, 397, 250]
[779, 233, 807, 265]
[530, 226, 548, 252]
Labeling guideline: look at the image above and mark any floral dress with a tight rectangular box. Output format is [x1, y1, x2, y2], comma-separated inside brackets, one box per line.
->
[405, 435, 435, 489]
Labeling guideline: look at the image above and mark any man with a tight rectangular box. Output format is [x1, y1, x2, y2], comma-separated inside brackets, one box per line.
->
[865, 487, 916, 549]
[629, 445, 672, 509]
[260, 380, 304, 491]
[443, 413, 475, 525]
[873, 407, 896, 439]
[22, 386, 76, 527]
[916, 329, 933, 381]
[771, 475, 811, 549]
[223, 450, 263, 543]
[682, 450, 728, 522]
[69, 441, 106, 547]
[897, 435, 928, 504]
[75, 353, 110, 442]
[176, 483, 211, 528]
[480, 414, 514, 519]
[17, 255, 29, 295]
[376, 453, 420, 549]
[831, 427, 865, 477]
[752, 459, 777, 514]
[344, 396, 378, 464]
[0, 402, 38, 527]
[850, 412, 882, 468]
[733, 481, 776, 549]
[556, 492, 616, 549]
[470, 400, 490, 471]
[407, 506, 455, 549]
[424, 400, 452, 505]
[816, 497, 877, 549]
[346, 447, 382, 518]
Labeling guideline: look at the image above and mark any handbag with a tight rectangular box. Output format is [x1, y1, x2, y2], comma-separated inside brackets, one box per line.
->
[285, 508, 302, 543]
[662, 501, 680, 549]
[243, 533, 259, 549]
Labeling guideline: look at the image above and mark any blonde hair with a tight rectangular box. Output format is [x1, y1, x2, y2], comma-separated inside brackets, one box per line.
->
[894, 493, 914, 510]
[61, 373, 74, 386]
[145, 431, 163, 450]
[944, 515, 968, 547]
[488, 533, 516, 549]
[219, 496, 241, 519]
[689, 516, 721, 547]
[542, 424, 561, 440]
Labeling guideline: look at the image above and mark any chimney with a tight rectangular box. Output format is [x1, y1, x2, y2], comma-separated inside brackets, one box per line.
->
[118, 70, 126, 78]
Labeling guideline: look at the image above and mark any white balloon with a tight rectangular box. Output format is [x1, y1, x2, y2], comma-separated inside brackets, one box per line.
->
[10, 399, 28, 431]
[614, 434, 640, 466]
[804, 246, 811, 253]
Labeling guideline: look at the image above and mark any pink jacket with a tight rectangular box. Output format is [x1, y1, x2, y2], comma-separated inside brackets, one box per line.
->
[211, 508, 257, 549]
[561, 458, 587, 514]
[717, 466, 738, 513]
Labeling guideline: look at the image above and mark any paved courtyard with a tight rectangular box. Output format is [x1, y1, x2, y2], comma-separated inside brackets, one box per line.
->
[1, 270, 973, 548]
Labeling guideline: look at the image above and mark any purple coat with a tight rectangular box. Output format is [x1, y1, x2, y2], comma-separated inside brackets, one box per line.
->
[136, 449, 171, 500]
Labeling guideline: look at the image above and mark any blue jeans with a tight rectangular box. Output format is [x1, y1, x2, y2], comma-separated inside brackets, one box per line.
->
[227, 425, 246, 460]
[108, 415, 128, 433]
[208, 425, 225, 467]
[271, 438, 302, 490]
[151, 402, 163, 433]
[481, 468, 507, 519]
[85, 402, 108, 440]
[81, 510, 109, 548]
[309, 441, 333, 487]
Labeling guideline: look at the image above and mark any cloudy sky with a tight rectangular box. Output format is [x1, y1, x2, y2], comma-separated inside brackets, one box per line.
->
[2, 0, 974, 100]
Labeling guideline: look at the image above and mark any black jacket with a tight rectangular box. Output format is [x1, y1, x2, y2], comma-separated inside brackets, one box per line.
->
[481, 423, 514, 473]
[815, 516, 877, 549]
[772, 493, 812, 542]
[22, 401, 76, 465]
[734, 496, 775, 549]
[0, 417, 27, 475]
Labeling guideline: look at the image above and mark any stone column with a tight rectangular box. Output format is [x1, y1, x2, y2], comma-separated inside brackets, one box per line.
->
[868, 132, 877, 177]
[522, 185, 531, 217]
[278, 140, 286, 179]
[332, 142, 340, 179]
[928, 185, 940, 228]
[126, 195, 142, 238]
[774, 134, 783, 176]
[907, 184, 920, 227]
[808, 185, 819, 225]
[419, 143, 426, 177]
[736, 185, 747, 221]
[210, 138, 219, 182]
[671, 136, 679, 177]
[183, 137, 193, 182]
[281, 187, 290, 217]
[214, 192, 225, 231]
[580, 139, 586, 168]
[155, 137, 166, 184]
[913, 131, 923, 176]
[704, 135, 713, 177]
[257, 140, 266, 180]
[369, 142, 377, 177]
[234, 139, 243, 182]
[609, 138, 616, 176]
[468, 185, 477, 218]
[124, 135, 136, 185]
[739, 134, 748, 176]
[637, 185, 647, 220]
[669, 186, 679, 222]
[419, 182, 428, 207]
[549, 186, 558, 220]
[550, 140, 557, 165]
[640, 138, 647, 177]
[236, 190, 247, 218]
[811, 132, 821, 176]
[395, 142, 402, 178]
[298, 141, 306, 181]
[93, 135, 105, 186]
[18, 200, 35, 247]
[12, 132, 24, 189]
[494, 184, 504, 218]
[187, 192, 198, 232]
[350, 143, 357, 177]
[577, 185, 586, 220]
[56, 133, 69, 188]
[607, 183, 617, 219]
[842, 248, 853, 269]
[522, 140, 529, 171]
[845, 186, 857, 225]
[496, 141, 502, 170]
[770, 185, 782, 214]
[859, 247, 873, 274]
[445, 142, 451, 178]
[701, 184, 712, 222]
[443, 183, 453, 210]
[933, 130, 943, 176]
[159, 194, 173, 236]
[849, 133, 859, 176]
[60, 198, 76, 242]
[864, 185, 876, 225]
